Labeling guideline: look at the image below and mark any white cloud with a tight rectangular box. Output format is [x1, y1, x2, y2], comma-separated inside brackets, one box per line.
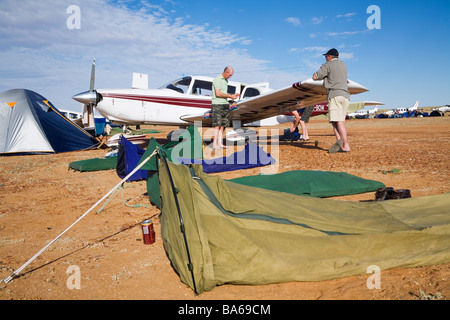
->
[0, 0, 267, 110]
[327, 29, 371, 38]
[327, 31, 359, 37]
[336, 12, 357, 19]
[311, 17, 323, 25]
[285, 17, 301, 26]
[301, 46, 329, 53]
[339, 52, 354, 60]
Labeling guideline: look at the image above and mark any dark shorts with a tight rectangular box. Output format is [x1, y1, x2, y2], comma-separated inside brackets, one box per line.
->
[212, 104, 230, 127]
[300, 106, 314, 123]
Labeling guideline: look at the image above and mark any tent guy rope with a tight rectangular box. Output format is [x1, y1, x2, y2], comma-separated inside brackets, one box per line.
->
[0, 149, 158, 284]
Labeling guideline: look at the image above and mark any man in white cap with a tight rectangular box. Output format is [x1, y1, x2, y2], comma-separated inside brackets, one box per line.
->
[313, 48, 351, 153]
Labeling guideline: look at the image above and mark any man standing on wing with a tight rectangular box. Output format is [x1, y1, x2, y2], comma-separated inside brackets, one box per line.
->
[313, 48, 351, 153]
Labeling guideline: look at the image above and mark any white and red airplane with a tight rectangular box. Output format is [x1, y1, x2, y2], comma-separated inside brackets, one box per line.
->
[72, 60, 369, 134]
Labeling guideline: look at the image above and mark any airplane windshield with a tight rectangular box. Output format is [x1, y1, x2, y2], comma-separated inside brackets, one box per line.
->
[160, 76, 192, 94]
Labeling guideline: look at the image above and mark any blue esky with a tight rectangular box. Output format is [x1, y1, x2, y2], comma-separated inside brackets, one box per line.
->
[1, 0, 449, 112]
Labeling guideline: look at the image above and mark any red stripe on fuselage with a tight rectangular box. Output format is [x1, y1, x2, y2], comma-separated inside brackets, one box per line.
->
[102, 93, 212, 109]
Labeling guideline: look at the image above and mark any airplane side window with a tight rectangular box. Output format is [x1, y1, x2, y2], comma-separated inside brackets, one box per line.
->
[243, 88, 261, 99]
[192, 80, 212, 96]
[163, 76, 192, 94]
[166, 84, 184, 94]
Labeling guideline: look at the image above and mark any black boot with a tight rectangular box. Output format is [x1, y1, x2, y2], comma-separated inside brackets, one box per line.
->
[391, 189, 411, 199]
[375, 187, 395, 201]
[375, 187, 411, 201]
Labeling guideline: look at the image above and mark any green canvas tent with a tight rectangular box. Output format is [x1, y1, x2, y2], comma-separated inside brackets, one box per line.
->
[157, 158, 450, 294]
[139, 125, 204, 209]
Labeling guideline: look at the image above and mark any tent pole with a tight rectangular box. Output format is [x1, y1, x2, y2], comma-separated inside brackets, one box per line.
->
[1, 150, 157, 284]
[158, 149, 198, 295]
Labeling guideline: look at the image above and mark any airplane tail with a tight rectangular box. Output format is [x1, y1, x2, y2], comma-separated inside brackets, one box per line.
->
[411, 101, 419, 110]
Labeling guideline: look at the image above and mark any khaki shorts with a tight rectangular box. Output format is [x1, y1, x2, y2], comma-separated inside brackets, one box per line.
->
[328, 96, 349, 122]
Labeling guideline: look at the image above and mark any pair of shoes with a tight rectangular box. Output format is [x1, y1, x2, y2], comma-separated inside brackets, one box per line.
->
[375, 187, 411, 201]
[328, 139, 344, 153]
[300, 138, 310, 142]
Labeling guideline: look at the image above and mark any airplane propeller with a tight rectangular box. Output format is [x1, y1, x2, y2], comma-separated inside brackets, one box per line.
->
[90, 58, 95, 93]
[72, 59, 103, 106]
[72, 59, 103, 130]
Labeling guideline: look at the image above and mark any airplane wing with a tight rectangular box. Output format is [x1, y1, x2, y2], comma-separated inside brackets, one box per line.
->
[181, 78, 368, 126]
[363, 101, 384, 106]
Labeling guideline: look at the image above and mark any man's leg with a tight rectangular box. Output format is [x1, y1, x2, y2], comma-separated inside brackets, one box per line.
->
[329, 121, 347, 153]
[290, 110, 300, 133]
[300, 121, 309, 140]
[218, 126, 224, 148]
[213, 126, 227, 149]
[336, 121, 350, 151]
[213, 126, 220, 149]
[299, 106, 313, 140]
[331, 122, 341, 141]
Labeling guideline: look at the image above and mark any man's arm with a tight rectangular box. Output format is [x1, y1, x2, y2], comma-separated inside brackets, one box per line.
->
[313, 64, 328, 81]
[215, 88, 239, 100]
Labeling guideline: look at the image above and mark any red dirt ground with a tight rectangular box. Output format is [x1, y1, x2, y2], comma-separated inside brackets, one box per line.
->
[0, 116, 449, 300]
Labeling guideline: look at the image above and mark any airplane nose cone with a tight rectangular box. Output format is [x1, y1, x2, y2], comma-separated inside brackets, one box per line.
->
[72, 90, 102, 105]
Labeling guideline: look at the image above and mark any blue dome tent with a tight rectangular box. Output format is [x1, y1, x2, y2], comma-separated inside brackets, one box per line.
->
[0, 89, 98, 155]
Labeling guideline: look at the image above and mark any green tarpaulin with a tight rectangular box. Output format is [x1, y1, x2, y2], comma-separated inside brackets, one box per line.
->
[229, 170, 385, 198]
[69, 156, 117, 172]
[158, 159, 450, 294]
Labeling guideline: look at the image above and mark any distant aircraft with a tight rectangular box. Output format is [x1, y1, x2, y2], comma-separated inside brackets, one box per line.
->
[384, 100, 419, 116]
[72, 60, 369, 138]
[347, 102, 384, 118]
[59, 109, 82, 122]
[438, 105, 450, 113]
[383, 109, 395, 116]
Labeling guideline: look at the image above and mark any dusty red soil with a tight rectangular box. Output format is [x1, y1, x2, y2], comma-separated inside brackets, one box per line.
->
[0, 116, 449, 300]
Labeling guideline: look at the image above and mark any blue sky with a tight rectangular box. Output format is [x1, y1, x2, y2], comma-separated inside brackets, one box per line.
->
[1, 0, 449, 112]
